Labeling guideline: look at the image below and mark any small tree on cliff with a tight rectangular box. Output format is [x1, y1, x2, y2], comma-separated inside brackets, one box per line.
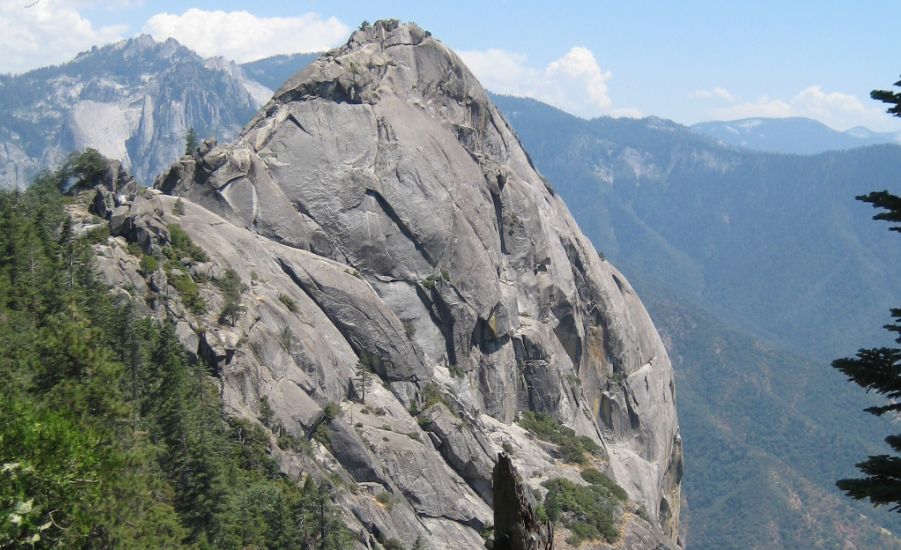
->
[832, 76, 901, 511]
[184, 128, 199, 156]
[355, 357, 373, 404]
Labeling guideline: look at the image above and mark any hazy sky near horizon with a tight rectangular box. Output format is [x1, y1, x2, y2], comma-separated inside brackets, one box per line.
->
[3, 0, 900, 131]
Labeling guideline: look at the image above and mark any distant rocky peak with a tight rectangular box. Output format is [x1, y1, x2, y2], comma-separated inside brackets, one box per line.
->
[70, 34, 199, 71]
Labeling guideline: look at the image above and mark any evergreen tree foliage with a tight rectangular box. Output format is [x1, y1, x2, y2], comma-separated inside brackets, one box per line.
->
[0, 156, 355, 548]
[355, 356, 373, 404]
[216, 268, 246, 326]
[833, 192, 901, 510]
[833, 78, 901, 511]
[185, 128, 199, 156]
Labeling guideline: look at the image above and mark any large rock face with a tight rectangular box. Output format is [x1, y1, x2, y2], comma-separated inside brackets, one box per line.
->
[102, 20, 681, 548]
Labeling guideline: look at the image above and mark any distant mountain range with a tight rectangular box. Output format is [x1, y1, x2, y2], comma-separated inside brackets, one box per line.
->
[692, 116, 901, 154]
[239, 52, 321, 91]
[493, 94, 901, 360]
[0, 36, 320, 189]
[492, 94, 901, 548]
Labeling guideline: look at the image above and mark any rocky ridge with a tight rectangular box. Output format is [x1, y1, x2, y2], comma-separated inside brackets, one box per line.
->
[0, 35, 263, 189]
[89, 20, 681, 549]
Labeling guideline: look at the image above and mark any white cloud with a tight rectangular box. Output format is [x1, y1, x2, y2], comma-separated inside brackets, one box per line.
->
[459, 46, 637, 119]
[0, 0, 127, 74]
[691, 87, 735, 102]
[711, 86, 896, 131]
[68, 0, 145, 7]
[546, 47, 612, 109]
[142, 9, 349, 63]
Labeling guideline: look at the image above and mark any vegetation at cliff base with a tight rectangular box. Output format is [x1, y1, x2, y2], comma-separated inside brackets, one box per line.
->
[0, 164, 353, 548]
[539, 469, 626, 545]
[518, 410, 600, 464]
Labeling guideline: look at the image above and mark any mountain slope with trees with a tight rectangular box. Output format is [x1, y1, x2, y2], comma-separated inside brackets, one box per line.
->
[691, 117, 901, 155]
[0, 156, 353, 548]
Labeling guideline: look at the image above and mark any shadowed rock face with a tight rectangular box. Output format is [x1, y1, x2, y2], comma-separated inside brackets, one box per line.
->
[493, 453, 552, 550]
[142, 19, 681, 548]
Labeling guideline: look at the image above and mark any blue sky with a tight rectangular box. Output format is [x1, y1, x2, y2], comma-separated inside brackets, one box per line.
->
[3, 0, 900, 131]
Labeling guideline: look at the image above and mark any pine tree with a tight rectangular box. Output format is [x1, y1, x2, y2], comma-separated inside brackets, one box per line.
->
[355, 357, 372, 404]
[185, 128, 199, 156]
[832, 76, 901, 510]
[1, 171, 359, 548]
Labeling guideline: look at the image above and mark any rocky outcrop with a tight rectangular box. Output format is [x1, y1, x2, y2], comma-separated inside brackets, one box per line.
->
[493, 453, 552, 550]
[93, 20, 681, 549]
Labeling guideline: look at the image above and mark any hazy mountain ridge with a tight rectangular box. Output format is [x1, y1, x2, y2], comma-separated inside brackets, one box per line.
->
[635, 275, 901, 549]
[692, 116, 901, 155]
[492, 93, 901, 548]
[0, 35, 264, 188]
[240, 52, 322, 91]
[493, 94, 901, 360]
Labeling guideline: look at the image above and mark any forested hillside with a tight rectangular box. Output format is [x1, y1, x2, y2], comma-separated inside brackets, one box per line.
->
[492, 94, 901, 548]
[0, 156, 352, 549]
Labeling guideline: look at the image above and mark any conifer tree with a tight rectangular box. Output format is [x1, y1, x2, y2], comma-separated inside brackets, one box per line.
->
[355, 356, 372, 404]
[185, 128, 199, 156]
[833, 76, 901, 510]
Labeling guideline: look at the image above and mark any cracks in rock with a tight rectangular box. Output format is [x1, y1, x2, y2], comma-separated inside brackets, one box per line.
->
[415, 284, 458, 367]
[490, 189, 508, 256]
[276, 256, 421, 385]
[285, 112, 313, 138]
[290, 197, 350, 261]
[365, 188, 436, 267]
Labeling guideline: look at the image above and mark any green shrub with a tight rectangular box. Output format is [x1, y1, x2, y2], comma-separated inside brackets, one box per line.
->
[376, 491, 395, 511]
[166, 224, 208, 262]
[215, 268, 246, 299]
[62, 148, 107, 191]
[168, 270, 206, 314]
[420, 382, 447, 410]
[277, 326, 294, 352]
[140, 254, 159, 274]
[258, 396, 274, 429]
[84, 224, 110, 244]
[314, 423, 331, 447]
[580, 468, 628, 500]
[322, 402, 340, 421]
[278, 293, 298, 313]
[403, 319, 415, 338]
[422, 274, 438, 289]
[542, 471, 626, 544]
[216, 268, 246, 325]
[518, 411, 600, 464]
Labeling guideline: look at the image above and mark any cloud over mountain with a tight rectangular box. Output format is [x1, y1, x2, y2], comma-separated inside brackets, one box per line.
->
[143, 9, 349, 62]
[0, 0, 127, 74]
[459, 46, 639, 119]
